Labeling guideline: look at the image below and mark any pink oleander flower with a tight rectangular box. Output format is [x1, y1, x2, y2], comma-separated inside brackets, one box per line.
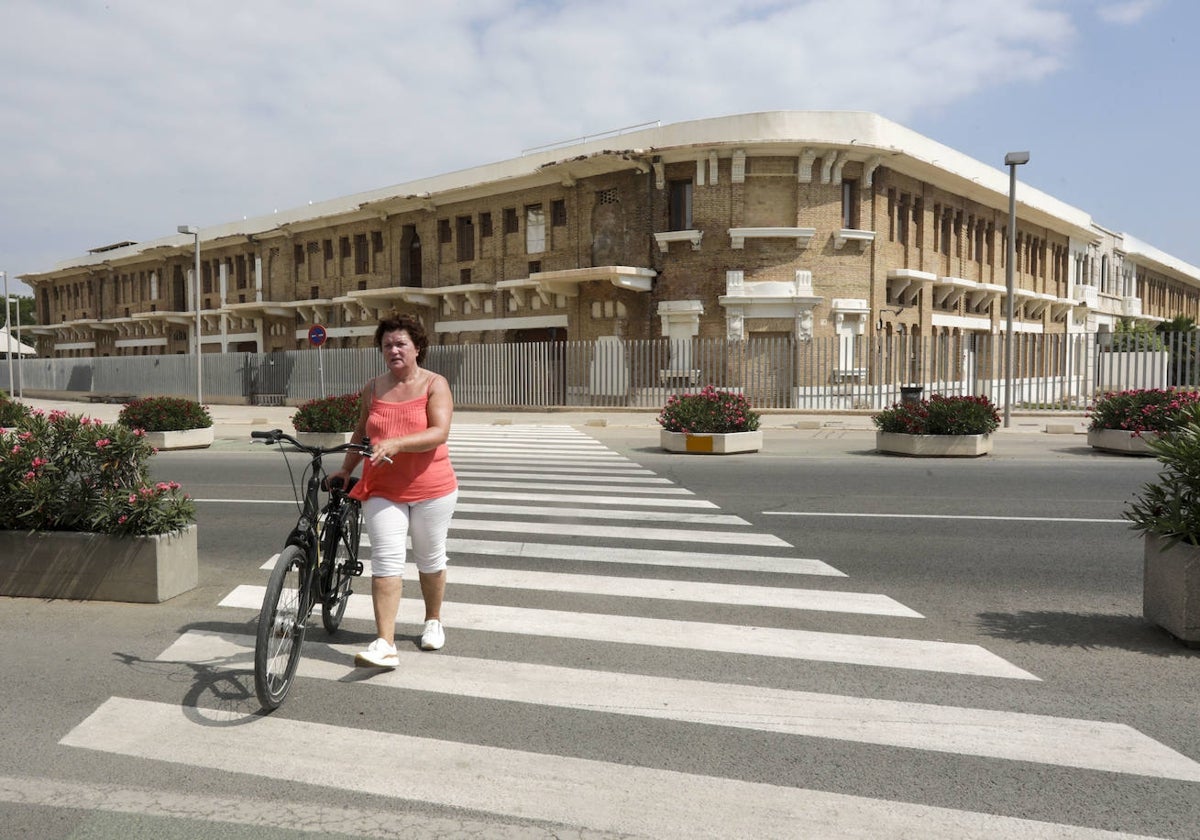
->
[95, 439, 111, 449]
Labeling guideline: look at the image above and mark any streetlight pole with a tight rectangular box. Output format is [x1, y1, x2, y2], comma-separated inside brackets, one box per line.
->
[1, 270, 12, 398]
[177, 225, 203, 404]
[1003, 151, 1030, 428]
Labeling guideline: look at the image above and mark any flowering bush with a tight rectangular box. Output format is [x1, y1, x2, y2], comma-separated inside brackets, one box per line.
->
[873, 394, 1000, 435]
[0, 409, 195, 536]
[118, 396, 212, 432]
[657, 386, 760, 434]
[1125, 402, 1200, 546]
[0, 393, 30, 427]
[1087, 389, 1200, 436]
[292, 392, 361, 433]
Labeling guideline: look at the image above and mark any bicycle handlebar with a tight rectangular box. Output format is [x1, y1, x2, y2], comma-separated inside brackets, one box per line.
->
[250, 428, 386, 461]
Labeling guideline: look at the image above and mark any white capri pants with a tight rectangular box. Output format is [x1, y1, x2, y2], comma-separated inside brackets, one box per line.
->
[362, 490, 458, 577]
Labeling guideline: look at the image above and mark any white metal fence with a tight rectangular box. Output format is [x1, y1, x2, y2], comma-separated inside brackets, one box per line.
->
[4, 332, 1199, 410]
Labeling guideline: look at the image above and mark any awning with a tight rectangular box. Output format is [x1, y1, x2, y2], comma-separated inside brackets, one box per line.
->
[0, 327, 37, 356]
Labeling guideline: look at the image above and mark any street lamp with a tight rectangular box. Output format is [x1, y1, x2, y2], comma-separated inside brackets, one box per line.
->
[177, 225, 202, 404]
[1, 270, 12, 398]
[1003, 151, 1030, 428]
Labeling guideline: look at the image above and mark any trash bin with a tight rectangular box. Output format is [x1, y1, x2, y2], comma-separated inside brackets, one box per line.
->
[900, 386, 924, 406]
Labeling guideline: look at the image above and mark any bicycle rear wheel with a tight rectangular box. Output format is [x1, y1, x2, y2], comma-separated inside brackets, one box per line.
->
[254, 544, 309, 711]
[320, 499, 362, 634]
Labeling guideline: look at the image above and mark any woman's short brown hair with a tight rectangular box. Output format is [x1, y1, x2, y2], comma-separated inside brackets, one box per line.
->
[374, 314, 428, 362]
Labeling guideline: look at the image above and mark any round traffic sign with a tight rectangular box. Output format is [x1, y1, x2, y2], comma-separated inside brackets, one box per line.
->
[307, 324, 327, 347]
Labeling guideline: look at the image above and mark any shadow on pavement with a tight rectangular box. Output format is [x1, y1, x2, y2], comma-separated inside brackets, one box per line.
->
[975, 610, 1199, 657]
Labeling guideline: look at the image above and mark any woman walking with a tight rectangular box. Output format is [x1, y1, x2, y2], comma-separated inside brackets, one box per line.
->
[329, 314, 457, 668]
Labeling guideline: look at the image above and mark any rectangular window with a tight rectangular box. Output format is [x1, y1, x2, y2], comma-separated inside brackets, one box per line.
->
[525, 204, 545, 254]
[354, 233, 369, 274]
[841, 179, 860, 229]
[456, 216, 475, 262]
[310, 285, 319, 299]
[480, 212, 493, 237]
[503, 207, 519, 234]
[668, 180, 693, 230]
[460, 268, 472, 284]
[324, 239, 334, 261]
[339, 236, 351, 259]
[897, 195, 910, 245]
[551, 199, 567, 226]
[438, 219, 452, 244]
[236, 255, 247, 289]
[528, 260, 542, 275]
[294, 243, 305, 264]
[372, 231, 384, 253]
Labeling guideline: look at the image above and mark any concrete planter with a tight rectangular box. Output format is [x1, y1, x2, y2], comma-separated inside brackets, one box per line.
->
[294, 431, 354, 448]
[1088, 428, 1157, 456]
[0, 524, 198, 603]
[144, 428, 214, 451]
[660, 430, 762, 454]
[876, 432, 992, 457]
[1143, 534, 1200, 647]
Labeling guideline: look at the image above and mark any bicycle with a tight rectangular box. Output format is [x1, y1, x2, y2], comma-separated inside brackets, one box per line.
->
[249, 428, 379, 711]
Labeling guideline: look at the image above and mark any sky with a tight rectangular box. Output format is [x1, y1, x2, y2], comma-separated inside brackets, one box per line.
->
[1, 0, 1195, 303]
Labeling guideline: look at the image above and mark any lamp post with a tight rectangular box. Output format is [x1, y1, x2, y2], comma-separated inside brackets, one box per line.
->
[177, 225, 202, 404]
[1, 270, 12, 397]
[1003, 151, 1030, 428]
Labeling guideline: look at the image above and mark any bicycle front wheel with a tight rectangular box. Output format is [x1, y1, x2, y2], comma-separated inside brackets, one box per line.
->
[320, 500, 361, 634]
[254, 544, 309, 711]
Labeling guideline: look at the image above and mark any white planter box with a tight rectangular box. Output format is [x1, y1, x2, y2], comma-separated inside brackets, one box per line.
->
[144, 427, 214, 450]
[1143, 534, 1200, 646]
[0, 525, 198, 603]
[294, 431, 354, 448]
[876, 432, 992, 457]
[660, 430, 762, 454]
[1087, 428, 1157, 456]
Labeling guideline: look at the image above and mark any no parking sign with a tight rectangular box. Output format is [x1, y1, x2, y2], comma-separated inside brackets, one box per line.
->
[308, 324, 327, 396]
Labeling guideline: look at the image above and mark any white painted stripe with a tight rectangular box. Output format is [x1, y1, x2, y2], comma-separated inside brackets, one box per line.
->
[454, 462, 655, 475]
[0, 774, 518, 839]
[461, 479, 691, 494]
[195, 498, 294, 505]
[218, 586, 1034, 678]
[450, 441, 609, 449]
[446, 538, 847, 576]
[765, 511, 1126, 525]
[459, 489, 716, 508]
[453, 502, 748, 526]
[449, 517, 787, 545]
[62, 698, 1156, 839]
[458, 471, 675, 485]
[425, 566, 919, 616]
[161, 630, 1200, 783]
[452, 452, 629, 462]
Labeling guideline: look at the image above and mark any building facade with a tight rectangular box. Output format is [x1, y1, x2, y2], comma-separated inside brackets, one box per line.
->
[21, 111, 1200, 369]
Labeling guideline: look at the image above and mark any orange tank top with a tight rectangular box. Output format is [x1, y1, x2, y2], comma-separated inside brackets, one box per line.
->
[349, 394, 457, 503]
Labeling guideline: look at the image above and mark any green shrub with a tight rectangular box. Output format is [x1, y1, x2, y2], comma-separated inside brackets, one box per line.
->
[292, 392, 361, 433]
[1087, 389, 1200, 435]
[657, 386, 760, 434]
[0, 394, 30, 427]
[1, 409, 195, 536]
[1125, 403, 1200, 546]
[873, 394, 1000, 435]
[118, 396, 212, 432]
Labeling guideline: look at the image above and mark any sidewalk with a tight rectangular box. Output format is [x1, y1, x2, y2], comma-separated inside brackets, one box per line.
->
[12, 395, 1089, 439]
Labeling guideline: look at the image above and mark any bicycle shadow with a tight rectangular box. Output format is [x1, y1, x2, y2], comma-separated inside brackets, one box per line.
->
[112, 618, 399, 724]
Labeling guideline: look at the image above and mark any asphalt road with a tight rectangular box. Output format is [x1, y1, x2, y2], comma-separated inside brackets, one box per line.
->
[1, 426, 1196, 839]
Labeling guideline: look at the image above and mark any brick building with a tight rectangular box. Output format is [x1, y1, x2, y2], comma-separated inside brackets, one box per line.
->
[21, 111, 1200, 363]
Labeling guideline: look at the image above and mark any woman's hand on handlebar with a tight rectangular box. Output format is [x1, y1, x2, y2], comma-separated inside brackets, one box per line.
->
[327, 467, 353, 489]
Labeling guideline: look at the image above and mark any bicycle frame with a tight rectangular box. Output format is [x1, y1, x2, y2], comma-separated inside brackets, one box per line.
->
[250, 428, 374, 711]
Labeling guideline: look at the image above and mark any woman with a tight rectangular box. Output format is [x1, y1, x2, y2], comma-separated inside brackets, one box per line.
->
[329, 314, 457, 668]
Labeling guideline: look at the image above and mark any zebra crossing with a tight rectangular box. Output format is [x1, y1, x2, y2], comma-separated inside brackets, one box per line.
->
[60, 425, 1199, 838]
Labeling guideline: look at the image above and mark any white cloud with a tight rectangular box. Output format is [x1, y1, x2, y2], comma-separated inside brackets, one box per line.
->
[1097, 0, 1160, 25]
[0, 0, 1080, 293]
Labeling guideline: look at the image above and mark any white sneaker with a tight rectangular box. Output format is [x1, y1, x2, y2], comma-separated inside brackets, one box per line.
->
[420, 619, 445, 651]
[355, 638, 398, 668]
